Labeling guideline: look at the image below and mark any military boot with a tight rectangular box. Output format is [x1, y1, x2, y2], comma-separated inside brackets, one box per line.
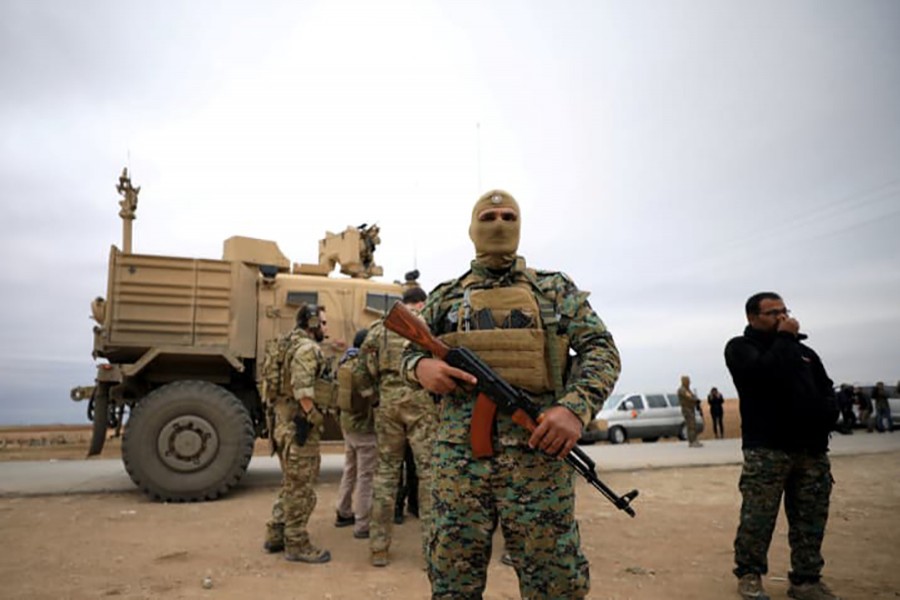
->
[737, 574, 770, 600]
[334, 512, 355, 528]
[787, 581, 841, 600]
[371, 550, 389, 567]
[284, 544, 331, 564]
[263, 524, 284, 553]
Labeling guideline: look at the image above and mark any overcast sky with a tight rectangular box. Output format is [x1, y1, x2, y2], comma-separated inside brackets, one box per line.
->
[1, 0, 898, 425]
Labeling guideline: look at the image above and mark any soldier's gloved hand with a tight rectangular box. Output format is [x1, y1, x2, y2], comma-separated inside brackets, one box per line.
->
[305, 405, 324, 428]
[530, 405, 584, 459]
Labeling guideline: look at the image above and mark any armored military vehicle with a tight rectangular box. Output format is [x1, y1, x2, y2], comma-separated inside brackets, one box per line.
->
[71, 169, 412, 502]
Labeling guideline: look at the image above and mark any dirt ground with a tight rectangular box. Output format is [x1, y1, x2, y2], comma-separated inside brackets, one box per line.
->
[2, 404, 899, 599]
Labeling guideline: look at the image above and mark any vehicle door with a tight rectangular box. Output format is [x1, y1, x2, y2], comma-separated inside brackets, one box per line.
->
[615, 394, 647, 437]
[642, 394, 672, 437]
[665, 394, 685, 437]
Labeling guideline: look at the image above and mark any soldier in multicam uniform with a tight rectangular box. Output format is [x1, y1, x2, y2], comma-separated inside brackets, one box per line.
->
[725, 292, 841, 600]
[353, 286, 438, 568]
[400, 190, 620, 599]
[678, 375, 703, 447]
[263, 303, 332, 564]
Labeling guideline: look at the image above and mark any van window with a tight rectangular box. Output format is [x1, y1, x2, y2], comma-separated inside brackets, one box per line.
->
[666, 394, 680, 407]
[603, 394, 624, 411]
[620, 395, 644, 410]
[646, 394, 667, 408]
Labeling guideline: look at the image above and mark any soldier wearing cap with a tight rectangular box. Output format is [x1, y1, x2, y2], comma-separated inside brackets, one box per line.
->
[401, 190, 621, 599]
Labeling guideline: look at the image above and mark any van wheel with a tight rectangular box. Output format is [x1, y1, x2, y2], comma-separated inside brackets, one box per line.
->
[678, 423, 688, 441]
[609, 426, 627, 445]
[123, 380, 255, 502]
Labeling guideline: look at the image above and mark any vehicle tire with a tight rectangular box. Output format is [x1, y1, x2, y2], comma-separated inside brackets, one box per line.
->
[608, 426, 627, 445]
[87, 383, 110, 457]
[678, 423, 688, 441]
[122, 380, 255, 502]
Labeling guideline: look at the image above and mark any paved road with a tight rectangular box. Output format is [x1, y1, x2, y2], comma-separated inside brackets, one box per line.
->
[1, 433, 898, 498]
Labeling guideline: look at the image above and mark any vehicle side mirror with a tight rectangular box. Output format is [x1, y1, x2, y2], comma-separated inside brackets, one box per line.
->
[623, 400, 634, 411]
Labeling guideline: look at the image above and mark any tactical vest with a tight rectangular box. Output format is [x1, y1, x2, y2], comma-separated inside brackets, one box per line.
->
[439, 273, 568, 397]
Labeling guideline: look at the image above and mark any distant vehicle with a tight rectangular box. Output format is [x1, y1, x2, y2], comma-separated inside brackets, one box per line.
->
[580, 392, 705, 444]
[70, 169, 415, 502]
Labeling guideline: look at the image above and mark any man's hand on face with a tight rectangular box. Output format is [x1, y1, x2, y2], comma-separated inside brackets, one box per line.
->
[529, 406, 584, 459]
[415, 358, 478, 395]
[777, 316, 800, 336]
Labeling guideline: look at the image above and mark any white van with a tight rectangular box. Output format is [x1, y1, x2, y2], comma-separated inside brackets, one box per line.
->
[580, 392, 705, 444]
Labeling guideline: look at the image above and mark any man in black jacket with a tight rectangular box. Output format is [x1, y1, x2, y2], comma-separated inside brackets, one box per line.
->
[725, 292, 840, 600]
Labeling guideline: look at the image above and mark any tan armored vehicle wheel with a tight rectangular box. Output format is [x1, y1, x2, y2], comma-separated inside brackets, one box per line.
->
[122, 381, 255, 502]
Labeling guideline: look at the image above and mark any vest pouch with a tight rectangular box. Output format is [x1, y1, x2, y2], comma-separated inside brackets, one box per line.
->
[441, 328, 553, 394]
[336, 363, 353, 412]
[314, 378, 337, 409]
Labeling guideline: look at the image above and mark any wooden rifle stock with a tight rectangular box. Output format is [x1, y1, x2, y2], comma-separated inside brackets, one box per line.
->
[383, 302, 449, 360]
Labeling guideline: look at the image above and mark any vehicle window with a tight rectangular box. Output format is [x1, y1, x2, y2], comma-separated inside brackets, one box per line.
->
[619, 395, 644, 410]
[286, 291, 318, 306]
[365, 292, 402, 315]
[666, 394, 680, 407]
[603, 394, 624, 411]
[646, 394, 667, 408]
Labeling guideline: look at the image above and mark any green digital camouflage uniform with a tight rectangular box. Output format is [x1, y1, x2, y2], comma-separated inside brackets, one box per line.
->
[354, 316, 439, 560]
[265, 328, 328, 559]
[401, 258, 621, 599]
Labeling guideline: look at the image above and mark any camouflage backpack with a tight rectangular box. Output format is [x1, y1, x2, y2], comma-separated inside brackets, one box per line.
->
[336, 351, 368, 414]
[258, 330, 301, 404]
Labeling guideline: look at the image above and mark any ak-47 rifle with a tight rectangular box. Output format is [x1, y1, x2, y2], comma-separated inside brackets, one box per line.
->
[384, 301, 638, 517]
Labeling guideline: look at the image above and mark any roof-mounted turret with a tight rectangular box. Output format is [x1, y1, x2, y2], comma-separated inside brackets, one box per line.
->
[294, 223, 384, 279]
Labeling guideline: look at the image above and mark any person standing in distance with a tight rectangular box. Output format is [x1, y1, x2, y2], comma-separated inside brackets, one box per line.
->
[401, 190, 621, 599]
[725, 292, 840, 600]
[678, 375, 703, 447]
[263, 303, 332, 564]
[707, 386, 726, 439]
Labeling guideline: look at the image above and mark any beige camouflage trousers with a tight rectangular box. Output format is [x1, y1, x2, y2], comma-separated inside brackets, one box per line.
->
[266, 399, 322, 553]
[681, 403, 698, 443]
[370, 390, 438, 557]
